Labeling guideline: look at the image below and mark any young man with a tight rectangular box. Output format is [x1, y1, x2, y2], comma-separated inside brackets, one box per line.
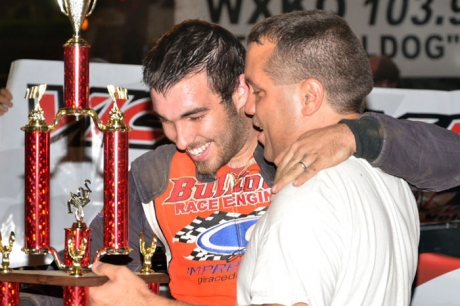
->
[237, 10, 420, 305]
[90, 20, 275, 306]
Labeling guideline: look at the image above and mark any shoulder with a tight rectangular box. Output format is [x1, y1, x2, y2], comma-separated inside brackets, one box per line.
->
[317, 156, 405, 188]
[131, 144, 177, 170]
[130, 144, 177, 203]
[268, 157, 407, 219]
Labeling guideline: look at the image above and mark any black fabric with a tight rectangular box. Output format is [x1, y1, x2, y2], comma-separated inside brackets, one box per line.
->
[339, 116, 383, 163]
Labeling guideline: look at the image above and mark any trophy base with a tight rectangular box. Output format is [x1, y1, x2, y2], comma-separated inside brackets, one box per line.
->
[0, 270, 169, 287]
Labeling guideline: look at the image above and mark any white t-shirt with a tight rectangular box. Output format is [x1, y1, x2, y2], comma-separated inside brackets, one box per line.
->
[237, 157, 420, 306]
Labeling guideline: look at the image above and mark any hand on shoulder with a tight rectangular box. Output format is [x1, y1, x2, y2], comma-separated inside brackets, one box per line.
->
[272, 123, 356, 194]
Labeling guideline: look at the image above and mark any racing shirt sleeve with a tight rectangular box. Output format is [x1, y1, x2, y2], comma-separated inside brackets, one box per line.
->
[342, 112, 460, 192]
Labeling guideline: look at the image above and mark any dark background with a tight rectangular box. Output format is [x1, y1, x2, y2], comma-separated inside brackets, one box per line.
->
[0, 0, 174, 88]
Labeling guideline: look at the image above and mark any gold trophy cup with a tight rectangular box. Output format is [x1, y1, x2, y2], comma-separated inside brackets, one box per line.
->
[57, 0, 98, 40]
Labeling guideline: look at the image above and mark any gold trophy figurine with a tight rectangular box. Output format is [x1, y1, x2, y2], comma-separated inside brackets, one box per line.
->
[0, 232, 15, 273]
[67, 234, 88, 276]
[139, 232, 158, 275]
[67, 179, 92, 224]
[23, 84, 49, 131]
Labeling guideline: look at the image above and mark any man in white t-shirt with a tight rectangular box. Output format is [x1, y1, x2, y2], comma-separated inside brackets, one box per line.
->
[238, 10, 420, 306]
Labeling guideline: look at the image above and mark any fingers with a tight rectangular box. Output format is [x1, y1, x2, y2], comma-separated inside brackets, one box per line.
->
[272, 123, 355, 194]
[0, 88, 13, 115]
[272, 142, 311, 193]
[91, 261, 123, 279]
[0, 88, 13, 107]
[0, 105, 7, 116]
[90, 261, 158, 306]
[272, 162, 304, 193]
[272, 154, 318, 194]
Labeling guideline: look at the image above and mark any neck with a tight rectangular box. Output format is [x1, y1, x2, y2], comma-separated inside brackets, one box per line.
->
[226, 129, 259, 169]
[306, 106, 360, 131]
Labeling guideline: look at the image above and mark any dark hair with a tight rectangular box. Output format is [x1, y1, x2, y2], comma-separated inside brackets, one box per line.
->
[247, 10, 373, 114]
[143, 19, 245, 107]
[369, 55, 400, 87]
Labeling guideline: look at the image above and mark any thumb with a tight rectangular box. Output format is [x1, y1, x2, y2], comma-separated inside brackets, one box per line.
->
[91, 260, 115, 278]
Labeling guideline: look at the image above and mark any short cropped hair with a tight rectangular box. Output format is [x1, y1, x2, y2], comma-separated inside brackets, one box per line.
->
[143, 19, 245, 107]
[247, 10, 373, 114]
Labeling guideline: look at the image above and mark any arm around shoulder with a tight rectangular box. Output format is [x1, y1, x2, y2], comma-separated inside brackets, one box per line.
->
[356, 112, 460, 191]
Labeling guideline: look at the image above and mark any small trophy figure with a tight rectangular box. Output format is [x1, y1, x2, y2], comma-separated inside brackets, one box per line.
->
[63, 180, 93, 275]
[139, 232, 158, 275]
[106, 84, 130, 131]
[67, 179, 92, 223]
[23, 84, 49, 130]
[0, 232, 15, 273]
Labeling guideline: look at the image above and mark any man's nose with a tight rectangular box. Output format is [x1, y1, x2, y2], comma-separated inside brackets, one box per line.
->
[245, 95, 256, 115]
[174, 122, 194, 151]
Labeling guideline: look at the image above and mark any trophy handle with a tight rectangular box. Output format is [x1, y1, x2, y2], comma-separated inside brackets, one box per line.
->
[57, 0, 68, 16]
[87, 0, 98, 16]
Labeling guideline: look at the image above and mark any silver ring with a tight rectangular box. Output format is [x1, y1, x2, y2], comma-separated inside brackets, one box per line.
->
[298, 161, 307, 171]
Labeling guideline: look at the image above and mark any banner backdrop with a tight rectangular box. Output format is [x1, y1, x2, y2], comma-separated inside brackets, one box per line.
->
[175, 0, 460, 77]
[1, 59, 460, 268]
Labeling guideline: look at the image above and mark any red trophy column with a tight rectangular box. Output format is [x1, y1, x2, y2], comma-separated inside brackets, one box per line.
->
[24, 131, 50, 251]
[21, 87, 51, 253]
[103, 129, 129, 250]
[0, 282, 19, 305]
[64, 286, 88, 306]
[102, 88, 132, 254]
[64, 225, 92, 269]
[1, 232, 19, 305]
[64, 39, 90, 109]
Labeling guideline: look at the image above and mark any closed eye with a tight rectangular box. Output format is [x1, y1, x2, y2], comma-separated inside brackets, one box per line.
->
[189, 115, 204, 121]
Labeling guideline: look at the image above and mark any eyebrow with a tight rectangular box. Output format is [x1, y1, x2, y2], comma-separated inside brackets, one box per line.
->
[245, 76, 255, 86]
[245, 76, 262, 89]
[181, 107, 209, 118]
[154, 107, 210, 121]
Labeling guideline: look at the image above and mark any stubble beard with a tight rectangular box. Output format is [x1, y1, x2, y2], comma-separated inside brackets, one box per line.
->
[195, 110, 251, 175]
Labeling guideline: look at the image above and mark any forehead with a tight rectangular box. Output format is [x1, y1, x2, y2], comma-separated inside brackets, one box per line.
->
[245, 40, 276, 81]
[150, 72, 219, 118]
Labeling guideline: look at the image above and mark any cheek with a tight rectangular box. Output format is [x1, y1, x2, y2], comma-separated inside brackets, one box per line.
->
[162, 123, 177, 142]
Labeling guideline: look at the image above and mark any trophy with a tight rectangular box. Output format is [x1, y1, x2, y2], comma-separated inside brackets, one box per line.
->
[0, 1, 168, 305]
[57, 0, 97, 109]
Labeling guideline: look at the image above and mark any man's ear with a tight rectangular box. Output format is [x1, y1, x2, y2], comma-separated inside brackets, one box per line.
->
[234, 74, 249, 110]
[300, 78, 324, 116]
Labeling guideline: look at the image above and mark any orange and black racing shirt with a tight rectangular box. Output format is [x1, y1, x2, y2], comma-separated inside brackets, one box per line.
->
[128, 144, 275, 305]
